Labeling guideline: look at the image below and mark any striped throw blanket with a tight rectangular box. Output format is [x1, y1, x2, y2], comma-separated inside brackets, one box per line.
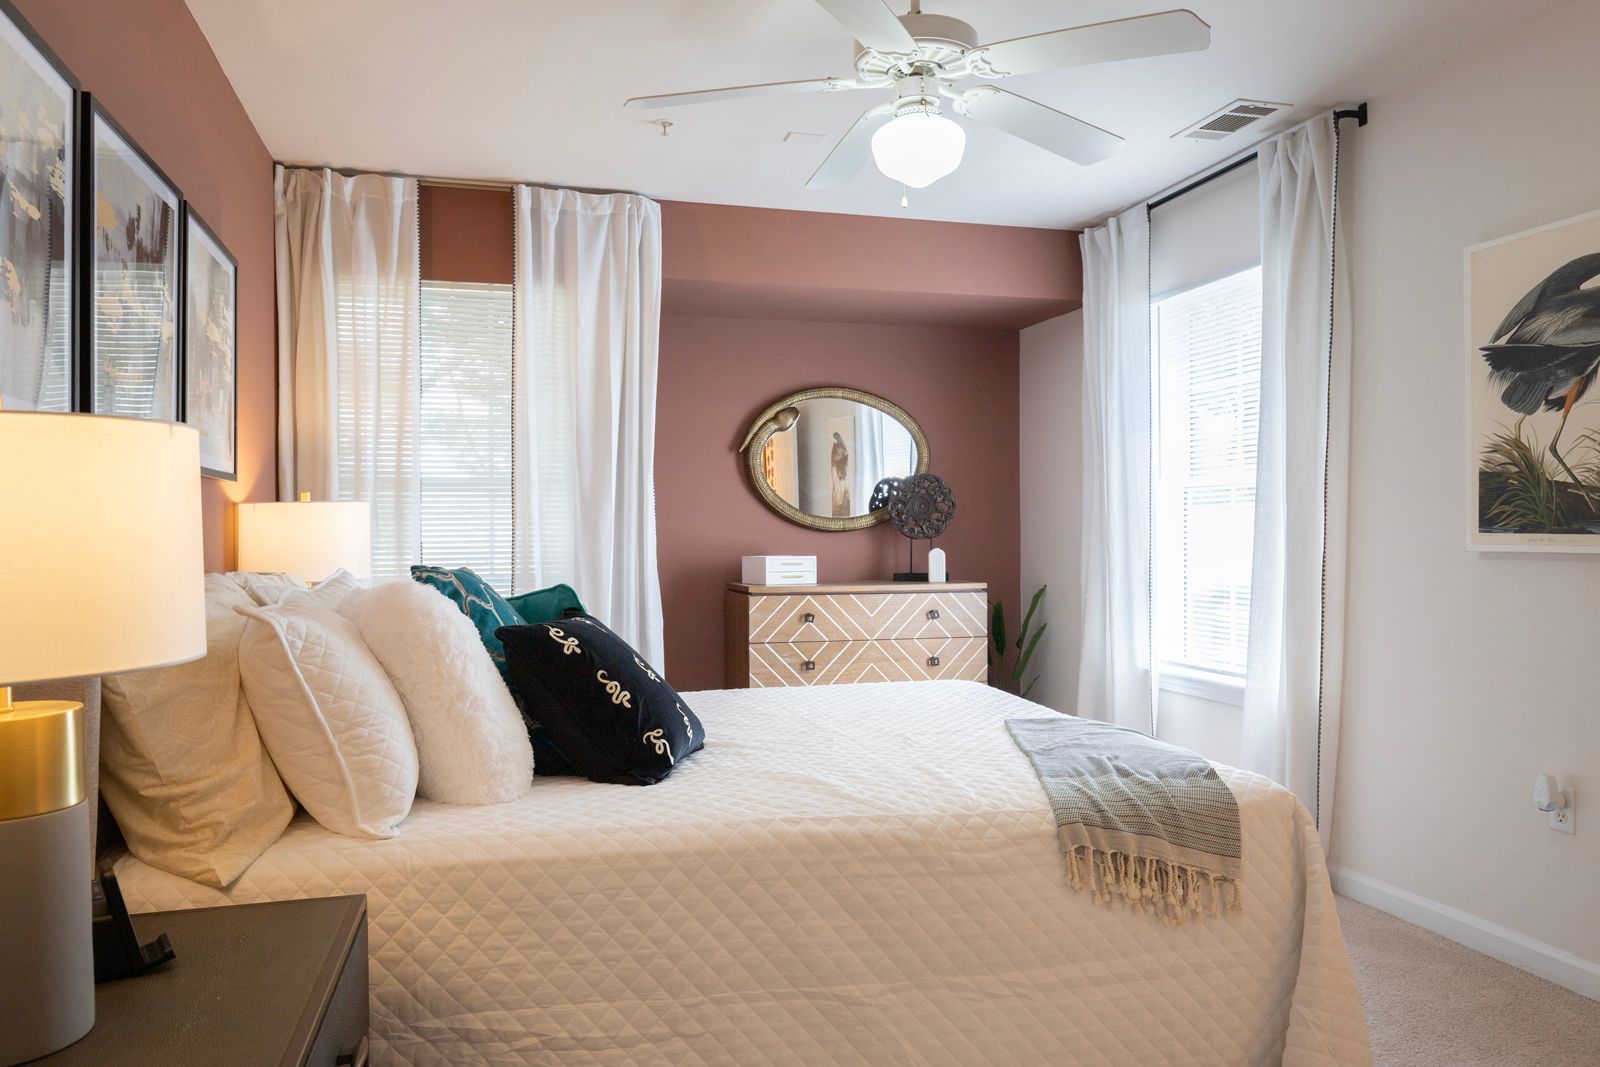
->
[1007, 716, 1242, 925]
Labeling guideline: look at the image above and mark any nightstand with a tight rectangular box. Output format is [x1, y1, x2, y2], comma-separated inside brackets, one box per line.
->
[34, 895, 368, 1066]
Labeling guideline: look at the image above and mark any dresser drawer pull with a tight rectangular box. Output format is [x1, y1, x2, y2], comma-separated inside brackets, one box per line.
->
[803, 659, 816, 671]
[802, 612, 815, 624]
[927, 609, 941, 621]
[338, 1037, 370, 1067]
[928, 655, 941, 667]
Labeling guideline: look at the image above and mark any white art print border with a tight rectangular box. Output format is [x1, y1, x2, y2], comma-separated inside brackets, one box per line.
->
[1465, 206, 1600, 553]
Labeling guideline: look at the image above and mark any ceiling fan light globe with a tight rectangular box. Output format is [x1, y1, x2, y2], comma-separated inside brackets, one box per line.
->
[870, 111, 965, 189]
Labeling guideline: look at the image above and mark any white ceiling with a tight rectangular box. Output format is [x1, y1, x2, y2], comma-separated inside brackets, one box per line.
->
[185, 0, 1565, 230]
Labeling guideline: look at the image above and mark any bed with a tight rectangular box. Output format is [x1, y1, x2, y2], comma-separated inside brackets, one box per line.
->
[109, 680, 1371, 1066]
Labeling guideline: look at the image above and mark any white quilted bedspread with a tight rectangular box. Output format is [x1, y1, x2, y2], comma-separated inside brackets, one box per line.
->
[114, 681, 1371, 1066]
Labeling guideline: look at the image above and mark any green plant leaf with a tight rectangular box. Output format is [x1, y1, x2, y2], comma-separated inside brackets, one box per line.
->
[1021, 677, 1038, 700]
[1015, 585, 1046, 651]
[990, 601, 1007, 657]
[1012, 622, 1047, 682]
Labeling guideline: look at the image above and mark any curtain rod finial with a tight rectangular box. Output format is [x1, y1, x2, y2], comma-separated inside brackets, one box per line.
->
[1333, 103, 1367, 127]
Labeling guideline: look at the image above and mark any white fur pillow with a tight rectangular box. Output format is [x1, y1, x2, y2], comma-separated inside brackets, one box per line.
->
[341, 580, 534, 804]
[236, 594, 418, 838]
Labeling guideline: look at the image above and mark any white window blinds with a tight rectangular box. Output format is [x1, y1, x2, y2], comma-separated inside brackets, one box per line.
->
[1153, 265, 1262, 679]
[333, 273, 420, 582]
[418, 281, 514, 589]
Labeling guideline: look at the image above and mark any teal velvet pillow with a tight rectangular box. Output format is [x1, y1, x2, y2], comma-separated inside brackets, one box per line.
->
[506, 583, 585, 626]
[409, 566, 525, 682]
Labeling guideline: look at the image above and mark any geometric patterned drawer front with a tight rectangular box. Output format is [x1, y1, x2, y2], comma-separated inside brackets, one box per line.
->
[748, 590, 987, 645]
[746, 637, 987, 688]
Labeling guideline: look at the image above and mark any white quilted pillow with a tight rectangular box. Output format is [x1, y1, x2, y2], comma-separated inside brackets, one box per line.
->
[341, 580, 534, 804]
[236, 594, 418, 838]
[248, 568, 360, 610]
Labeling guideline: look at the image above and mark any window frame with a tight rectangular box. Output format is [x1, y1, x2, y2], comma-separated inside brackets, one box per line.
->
[415, 278, 516, 590]
[1151, 264, 1264, 707]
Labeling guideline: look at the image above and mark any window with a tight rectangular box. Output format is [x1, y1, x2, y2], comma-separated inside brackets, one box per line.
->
[1153, 266, 1262, 697]
[418, 281, 514, 589]
[333, 274, 418, 581]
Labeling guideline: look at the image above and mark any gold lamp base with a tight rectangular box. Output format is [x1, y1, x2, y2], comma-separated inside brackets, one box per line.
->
[0, 686, 86, 822]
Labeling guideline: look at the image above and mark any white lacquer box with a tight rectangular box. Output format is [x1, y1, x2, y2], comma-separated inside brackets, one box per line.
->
[741, 555, 818, 586]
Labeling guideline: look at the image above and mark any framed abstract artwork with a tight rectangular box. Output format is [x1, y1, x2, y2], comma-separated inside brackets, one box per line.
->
[182, 205, 237, 479]
[1467, 207, 1600, 552]
[82, 94, 181, 421]
[0, 0, 78, 411]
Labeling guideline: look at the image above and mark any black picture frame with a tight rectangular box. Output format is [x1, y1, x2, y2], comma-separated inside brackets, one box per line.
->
[180, 203, 238, 480]
[0, 0, 81, 412]
[79, 92, 183, 421]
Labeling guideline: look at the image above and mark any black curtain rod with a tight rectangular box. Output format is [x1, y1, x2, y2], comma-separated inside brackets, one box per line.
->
[1147, 152, 1256, 211]
[1146, 103, 1368, 213]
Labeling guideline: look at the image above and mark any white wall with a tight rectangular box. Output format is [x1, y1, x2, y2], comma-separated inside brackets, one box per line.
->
[1334, 0, 1600, 965]
[1158, 691, 1242, 767]
[1020, 0, 1600, 975]
[1019, 311, 1082, 714]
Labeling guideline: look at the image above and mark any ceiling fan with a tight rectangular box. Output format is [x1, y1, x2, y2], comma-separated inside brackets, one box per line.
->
[625, 0, 1210, 192]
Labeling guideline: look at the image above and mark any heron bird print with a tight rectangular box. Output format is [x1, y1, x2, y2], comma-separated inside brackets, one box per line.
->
[1469, 210, 1600, 550]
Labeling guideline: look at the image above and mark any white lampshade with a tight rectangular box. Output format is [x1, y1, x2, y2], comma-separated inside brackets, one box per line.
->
[0, 413, 205, 685]
[871, 109, 966, 189]
[237, 498, 371, 581]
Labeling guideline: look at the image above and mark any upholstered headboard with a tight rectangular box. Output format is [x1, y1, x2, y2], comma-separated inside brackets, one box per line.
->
[14, 678, 105, 861]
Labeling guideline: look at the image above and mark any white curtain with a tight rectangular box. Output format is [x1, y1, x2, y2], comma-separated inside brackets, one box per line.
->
[854, 406, 886, 509]
[1242, 114, 1350, 844]
[512, 187, 665, 665]
[274, 166, 421, 576]
[1077, 205, 1154, 733]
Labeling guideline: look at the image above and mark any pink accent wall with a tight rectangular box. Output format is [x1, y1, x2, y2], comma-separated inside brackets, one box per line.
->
[663, 200, 1080, 328]
[656, 316, 1023, 691]
[655, 202, 1077, 691]
[16, 0, 277, 571]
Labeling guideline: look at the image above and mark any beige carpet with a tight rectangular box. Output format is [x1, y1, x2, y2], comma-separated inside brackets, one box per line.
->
[1337, 896, 1600, 1065]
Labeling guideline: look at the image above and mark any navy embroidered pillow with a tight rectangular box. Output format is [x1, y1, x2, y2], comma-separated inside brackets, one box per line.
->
[497, 615, 703, 785]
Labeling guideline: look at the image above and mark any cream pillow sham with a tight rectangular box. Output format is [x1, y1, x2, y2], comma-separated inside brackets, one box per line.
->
[100, 575, 294, 888]
[236, 594, 418, 838]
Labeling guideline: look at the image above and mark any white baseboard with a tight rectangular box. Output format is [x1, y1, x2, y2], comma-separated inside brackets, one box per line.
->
[1330, 864, 1600, 1002]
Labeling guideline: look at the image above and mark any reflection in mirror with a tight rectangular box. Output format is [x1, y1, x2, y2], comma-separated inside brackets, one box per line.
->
[742, 388, 928, 532]
[761, 399, 919, 517]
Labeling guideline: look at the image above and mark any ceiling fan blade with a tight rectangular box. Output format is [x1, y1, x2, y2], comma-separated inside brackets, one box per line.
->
[968, 9, 1210, 79]
[626, 76, 862, 110]
[960, 87, 1123, 166]
[811, 0, 918, 54]
[806, 104, 895, 189]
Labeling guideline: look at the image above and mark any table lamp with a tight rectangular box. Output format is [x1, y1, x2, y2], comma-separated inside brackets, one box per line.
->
[236, 492, 372, 582]
[0, 412, 205, 1063]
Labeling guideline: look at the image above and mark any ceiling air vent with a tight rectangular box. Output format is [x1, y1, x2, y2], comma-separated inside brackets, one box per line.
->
[1176, 100, 1289, 141]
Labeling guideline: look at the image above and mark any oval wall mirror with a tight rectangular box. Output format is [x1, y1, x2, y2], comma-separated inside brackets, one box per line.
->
[738, 387, 929, 531]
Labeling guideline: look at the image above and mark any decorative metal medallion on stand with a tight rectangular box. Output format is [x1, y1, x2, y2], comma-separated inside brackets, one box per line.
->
[887, 473, 955, 581]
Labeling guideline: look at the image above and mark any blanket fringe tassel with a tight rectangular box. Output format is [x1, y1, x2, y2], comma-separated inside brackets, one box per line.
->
[1064, 845, 1242, 926]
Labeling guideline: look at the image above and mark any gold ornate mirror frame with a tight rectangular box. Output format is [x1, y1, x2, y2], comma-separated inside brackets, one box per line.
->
[738, 386, 930, 532]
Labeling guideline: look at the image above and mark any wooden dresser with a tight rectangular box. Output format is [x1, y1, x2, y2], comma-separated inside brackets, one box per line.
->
[725, 581, 989, 688]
